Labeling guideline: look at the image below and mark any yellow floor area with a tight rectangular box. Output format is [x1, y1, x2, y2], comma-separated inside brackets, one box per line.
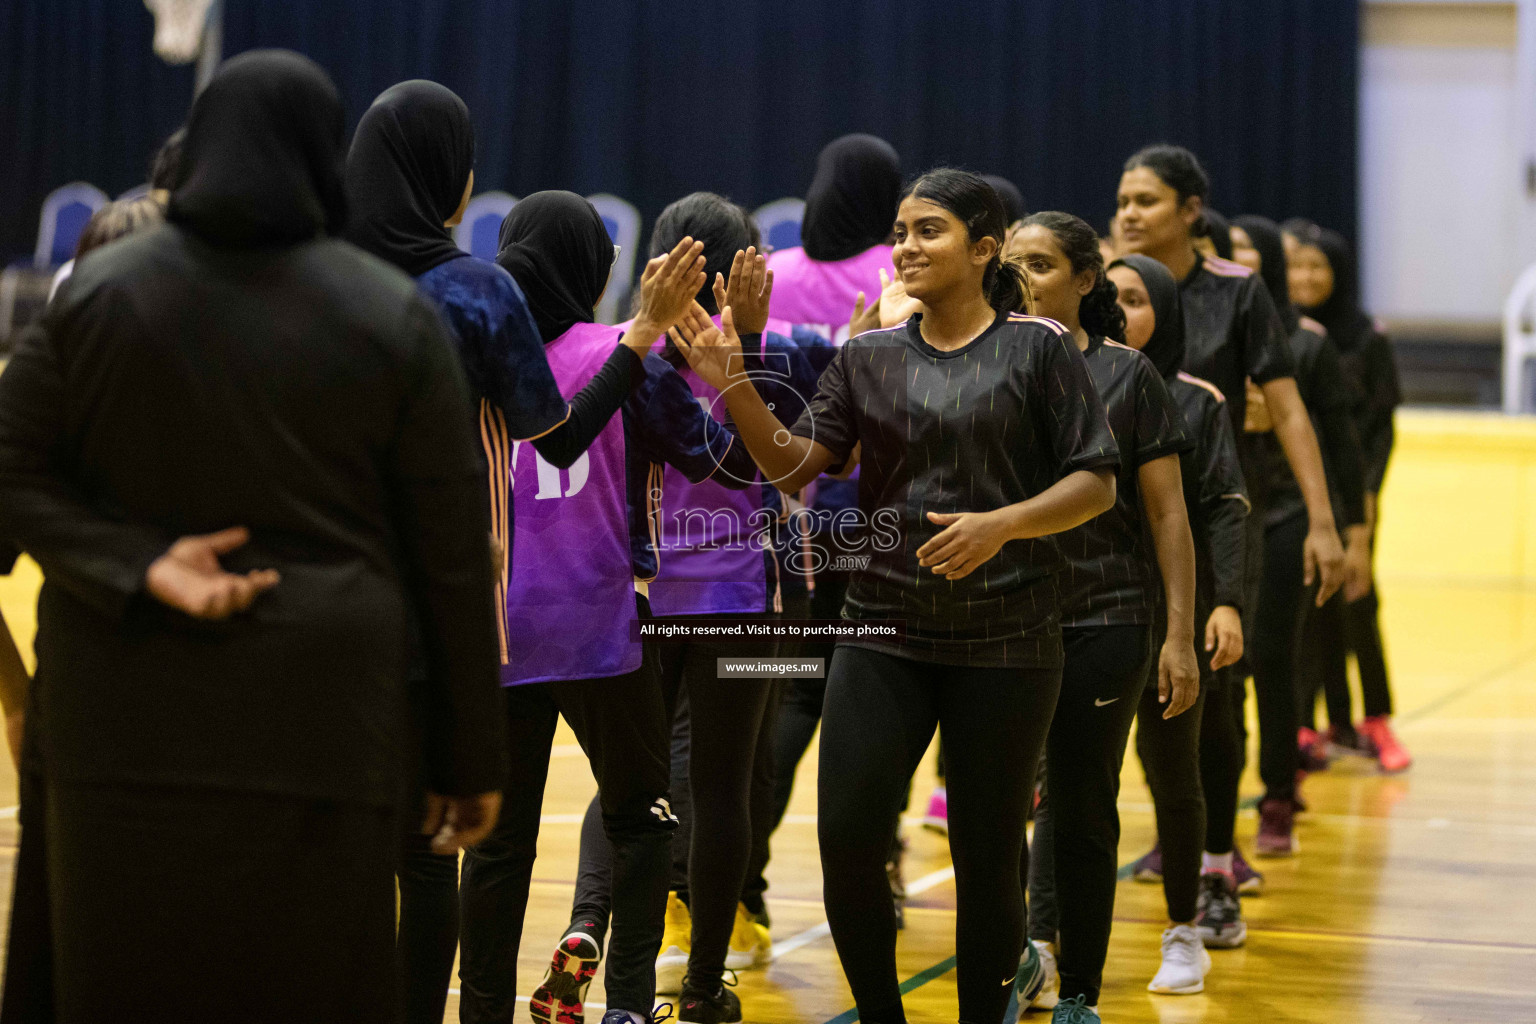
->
[0, 408, 1533, 1023]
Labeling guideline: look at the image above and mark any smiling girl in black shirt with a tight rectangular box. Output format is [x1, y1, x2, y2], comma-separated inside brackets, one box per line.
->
[1011, 214, 1199, 1019]
[672, 169, 1117, 1024]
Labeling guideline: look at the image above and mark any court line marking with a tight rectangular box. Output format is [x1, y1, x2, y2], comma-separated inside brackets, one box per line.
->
[769, 864, 955, 961]
[1399, 641, 1536, 723]
[446, 865, 958, 1004]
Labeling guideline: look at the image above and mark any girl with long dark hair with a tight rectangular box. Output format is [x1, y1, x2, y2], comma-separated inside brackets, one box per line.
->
[1010, 214, 1199, 1018]
[673, 168, 1118, 1024]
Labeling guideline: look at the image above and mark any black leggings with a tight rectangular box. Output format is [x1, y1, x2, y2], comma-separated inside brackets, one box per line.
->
[1133, 657, 1206, 924]
[458, 652, 675, 1021]
[820, 645, 1059, 1024]
[565, 618, 773, 991]
[1250, 514, 1311, 804]
[397, 831, 458, 1024]
[1198, 667, 1245, 855]
[1026, 625, 1151, 1006]
[1299, 586, 1394, 730]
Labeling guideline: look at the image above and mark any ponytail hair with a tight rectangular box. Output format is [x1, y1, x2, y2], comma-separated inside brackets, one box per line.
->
[901, 167, 1032, 313]
[1020, 211, 1127, 343]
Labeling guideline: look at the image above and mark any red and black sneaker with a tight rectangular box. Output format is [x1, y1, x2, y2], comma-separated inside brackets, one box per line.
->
[531, 928, 603, 1024]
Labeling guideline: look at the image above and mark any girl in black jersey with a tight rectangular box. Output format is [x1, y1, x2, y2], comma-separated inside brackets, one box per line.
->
[1228, 216, 1371, 857]
[1011, 214, 1199, 1019]
[1285, 224, 1410, 773]
[1115, 145, 1346, 855]
[1109, 255, 1254, 952]
[672, 169, 1117, 1024]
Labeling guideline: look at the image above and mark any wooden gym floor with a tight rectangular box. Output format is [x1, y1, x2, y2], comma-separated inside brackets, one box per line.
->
[0, 409, 1532, 1023]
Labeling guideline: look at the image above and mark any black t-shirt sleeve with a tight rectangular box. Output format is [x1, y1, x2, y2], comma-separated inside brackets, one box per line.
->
[530, 345, 643, 469]
[1036, 332, 1120, 476]
[1359, 328, 1400, 494]
[1130, 355, 1195, 467]
[1239, 276, 1296, 385]
[790, 342, 857, 460]
[629, 355, 754, 488]
[1309, 337, 1367, 527]
[1196, 396, 1249, 610]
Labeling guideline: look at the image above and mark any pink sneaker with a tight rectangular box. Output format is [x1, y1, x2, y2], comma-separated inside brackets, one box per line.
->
[922, 786, 948, 835]
[1255, 798, 1297, 857]
[1359, 716, 1412, 773]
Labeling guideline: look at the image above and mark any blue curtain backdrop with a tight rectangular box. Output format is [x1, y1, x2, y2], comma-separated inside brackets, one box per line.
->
[0, 0, 1358, 262]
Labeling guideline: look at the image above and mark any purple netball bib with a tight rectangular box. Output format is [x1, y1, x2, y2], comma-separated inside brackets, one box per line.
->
[618, 317, 771, 617]
[502, 322, 639, 685]
[650, 348, 769, 618]
[766, 245, 894, 343]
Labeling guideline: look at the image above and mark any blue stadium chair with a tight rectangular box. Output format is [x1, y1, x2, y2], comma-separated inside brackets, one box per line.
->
[453, 190, 518, 261]
[588, 193, 640, 325]
[34, 182, 109, 269]
[753, 197, 805, 255]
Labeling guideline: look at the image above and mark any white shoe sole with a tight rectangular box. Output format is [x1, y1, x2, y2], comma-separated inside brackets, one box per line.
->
[1148, 948, 1212, 994]
[655, 948, 688, 995]
[724, 945, 771, 970]
[1198, 920, 1247, 949]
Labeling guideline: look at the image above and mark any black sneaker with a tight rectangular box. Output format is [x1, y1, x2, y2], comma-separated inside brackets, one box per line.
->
[1195, 871, 1247, 949]
[677, 976, 741, 1024]
[531, 927, 603, 1024]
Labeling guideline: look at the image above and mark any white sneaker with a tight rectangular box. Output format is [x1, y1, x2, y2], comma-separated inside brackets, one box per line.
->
[1147, 924, 1212, 995]
[1029, 939, 1060, 1011]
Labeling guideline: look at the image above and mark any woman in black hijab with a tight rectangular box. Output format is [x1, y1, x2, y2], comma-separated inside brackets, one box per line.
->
[462, 189, 747, 1024]
[1225, 214, 1371, 859]
[0, 50, 506, 1024]
[496, 190, 619, 342]
[1110, 252, 1255, 958]
[346, 78, 671, 1024]
[983, 173, 1027, 227]
[346, 79, 474, 276]
[800, 134, 902, 262]
[1287, 225, 1409, 772]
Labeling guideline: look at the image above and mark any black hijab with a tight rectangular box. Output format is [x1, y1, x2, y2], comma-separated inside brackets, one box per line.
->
[800, 134, 902, 262]
[1201, 208, 1233, 261]
[1234, 215, 1299, 332]
[169, 50, 346, 247]
[982, 174, 1026, 225]
[495, 191, 614, 344]
[1111, 253, 1185, 381]
[1296, 226, 1371, 352]
[345, 80, 474, 277]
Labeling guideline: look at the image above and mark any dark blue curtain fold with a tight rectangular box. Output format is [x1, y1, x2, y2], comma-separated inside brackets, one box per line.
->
[0, 0, 1357, 260]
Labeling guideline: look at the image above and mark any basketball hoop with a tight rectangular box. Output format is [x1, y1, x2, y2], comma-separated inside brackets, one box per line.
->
[145, 0, 217, 64]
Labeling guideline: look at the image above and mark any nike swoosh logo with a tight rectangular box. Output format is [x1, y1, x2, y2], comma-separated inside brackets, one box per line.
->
[1003, 977, 1015, 987]
[1094, 697, 1119, 706]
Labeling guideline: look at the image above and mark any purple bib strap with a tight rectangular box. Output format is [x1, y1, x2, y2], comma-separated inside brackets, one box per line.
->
[503, 322, 639, 685]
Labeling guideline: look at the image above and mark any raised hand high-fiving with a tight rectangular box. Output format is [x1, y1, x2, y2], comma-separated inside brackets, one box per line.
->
[712, 247, 773, 336]
[623, 236, 707, 354]
[670, 302, 744, 393]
